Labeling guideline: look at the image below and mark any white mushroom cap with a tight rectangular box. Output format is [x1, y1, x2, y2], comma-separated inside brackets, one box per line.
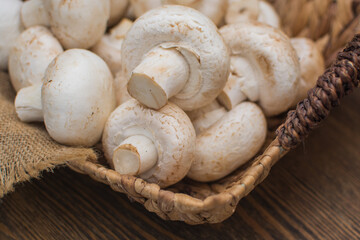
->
[291, 38, 325, 105]
[129, 0, 162, 18]
[225, 0, 280, 28]
[91, 19, 133, 76]
[219, 22, 300, 116]
[123, 5, 230, 111]
[187, 102, 267, 182]
[102, 99, 196, 187]
[163, 0, 227, 26]
[41, 49, 116, 147]
[8, 26, 63, 92]
[21, 0, 110, 49]
[0, 0, 23, 71]
[108, 0, 129, 27]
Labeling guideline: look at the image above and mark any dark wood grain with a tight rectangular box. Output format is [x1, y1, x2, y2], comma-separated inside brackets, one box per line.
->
[1, 90, 360, 240]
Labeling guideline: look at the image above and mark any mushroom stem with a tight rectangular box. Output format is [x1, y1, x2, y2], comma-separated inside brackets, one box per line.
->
[113, 135, 158, 175]
[217, 56, 260, 110]
[21, 0, 50, 28]
[128, 46, 189, 109]
[15, 82, 43, 122]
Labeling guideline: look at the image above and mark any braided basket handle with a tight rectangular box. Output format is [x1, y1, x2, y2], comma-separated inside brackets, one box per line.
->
[276, 34, 360, 150]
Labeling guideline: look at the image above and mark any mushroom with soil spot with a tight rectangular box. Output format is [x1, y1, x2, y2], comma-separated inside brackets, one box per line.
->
[15, 49, 116, 147]
[8, 26, 63, 93]
[218, 22, 300, 116]
[91, 19, 133, 76]
[102, 99, 196, 187]
[21, 0, 110, 49]
[122, 5, 230, 111]
[0, 0, 24, 71]
[291, 37, 325, 105]
[187, 102, 267, 182]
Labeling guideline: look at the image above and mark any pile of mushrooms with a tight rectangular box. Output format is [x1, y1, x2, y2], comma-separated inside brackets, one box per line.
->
[2, 2, 325, 187]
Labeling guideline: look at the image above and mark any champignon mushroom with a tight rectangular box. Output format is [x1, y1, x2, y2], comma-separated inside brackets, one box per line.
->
[123, 5, 230, 111]
[162, 0, 227, 26]
[15, 49, 116, 147]
[91, 18, 133, 76]
[218, 22, 300, 116]
[129, 0, 162, 18]
[0, 0, 23, 71]
[8, 26, 63, 92]
[291, 37, 325, 105]
[108, 0, 129, 27]
[102, 99, 196, 187]
[225, 0, 280, 28]
[187, 102, 267, 182]
[21, 0, 110, 49]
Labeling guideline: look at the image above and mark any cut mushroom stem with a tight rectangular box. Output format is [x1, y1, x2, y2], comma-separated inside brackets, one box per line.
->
[217, 56, 260, 110]
[128, 46, 189, 109]
[21, 0, 49, 28]
[113, 135, 158, 175]
[15, 82, 43, 122]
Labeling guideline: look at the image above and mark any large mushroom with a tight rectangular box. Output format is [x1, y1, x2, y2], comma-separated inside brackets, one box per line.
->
[122, 5, 230, 111]
[102, 99, 196, 187]
[21, 0, 110, 49]
[163, 0, 227, 26]
[187, 102, 267, 182]
[225, 0, 280, 28]
[291, 37, 325, 104]
[8, 26, 63, 92]
[0, 0, 23, 71]
[15, 49, 116, 147]
[91, 18, 133, 76]
[218, 22, 300, 116]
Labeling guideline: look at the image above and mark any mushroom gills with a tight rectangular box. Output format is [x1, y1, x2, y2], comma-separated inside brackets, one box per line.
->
[113, 135, 158, 175]
[128, 46, 190, 109]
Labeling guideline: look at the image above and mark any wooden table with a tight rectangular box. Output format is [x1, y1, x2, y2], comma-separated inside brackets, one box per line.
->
[1, 90, 359, 240]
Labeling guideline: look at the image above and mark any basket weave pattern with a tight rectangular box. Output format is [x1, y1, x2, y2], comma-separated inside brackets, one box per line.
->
[67, 0, 360, 224]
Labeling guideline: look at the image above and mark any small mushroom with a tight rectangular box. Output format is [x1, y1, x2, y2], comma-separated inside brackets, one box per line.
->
[0, 0, 24, 71]
[291, 37, 325, 105]
[8, 26, 63, 92]
[123, 5, 230, 111]
[102, 99, 196, 187]
[225, 0, 280, 28]
[129, 0, 162, 18]
[91, 18, 133, 76]
[218, 22, 300, 116]
[15, 49, 116, 147]
[21, 0, 110, 49]
[187, 102, 267, 182]
[162, 0, 227, 26]
[108, 0, 129, 27]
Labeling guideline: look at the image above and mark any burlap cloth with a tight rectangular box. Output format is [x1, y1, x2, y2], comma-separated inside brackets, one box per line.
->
[0, 72, 97, 197]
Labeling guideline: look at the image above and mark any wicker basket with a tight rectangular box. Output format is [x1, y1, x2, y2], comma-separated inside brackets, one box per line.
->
[66, 0, 360, 224]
